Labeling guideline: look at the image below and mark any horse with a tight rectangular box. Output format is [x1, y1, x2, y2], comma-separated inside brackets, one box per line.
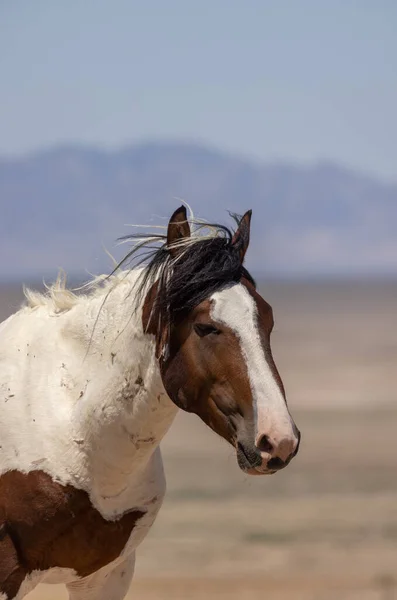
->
[0, 205, 300, 600]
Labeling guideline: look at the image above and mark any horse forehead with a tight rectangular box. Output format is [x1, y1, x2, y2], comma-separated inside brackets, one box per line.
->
[210, 283, 259, 326]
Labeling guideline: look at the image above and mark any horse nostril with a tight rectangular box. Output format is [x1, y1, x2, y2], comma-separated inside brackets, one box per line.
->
[255, 434, 274, 455]
[267, 456, 286, 471]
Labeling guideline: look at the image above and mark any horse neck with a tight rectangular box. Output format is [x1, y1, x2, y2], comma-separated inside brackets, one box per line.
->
[69, 270, 178, 496]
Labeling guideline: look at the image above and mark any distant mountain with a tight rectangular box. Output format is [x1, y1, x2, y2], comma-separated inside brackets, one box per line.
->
[0, 141, 396, 280]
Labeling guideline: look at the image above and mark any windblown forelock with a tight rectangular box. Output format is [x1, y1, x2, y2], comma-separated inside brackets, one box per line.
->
[164, 237, 255, 317]
[112, 215, 256, 337]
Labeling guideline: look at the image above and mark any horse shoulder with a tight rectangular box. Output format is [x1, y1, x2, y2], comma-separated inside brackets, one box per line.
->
[0, 307, 89, 488]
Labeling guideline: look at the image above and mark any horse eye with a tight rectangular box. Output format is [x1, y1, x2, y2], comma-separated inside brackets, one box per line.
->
[194, 324, 220, 337]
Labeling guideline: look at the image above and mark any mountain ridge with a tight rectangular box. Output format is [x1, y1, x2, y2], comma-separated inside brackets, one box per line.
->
[0, 141, 396, 280]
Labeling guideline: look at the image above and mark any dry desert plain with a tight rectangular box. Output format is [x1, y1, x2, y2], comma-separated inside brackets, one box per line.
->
[0, 280, 396, 599]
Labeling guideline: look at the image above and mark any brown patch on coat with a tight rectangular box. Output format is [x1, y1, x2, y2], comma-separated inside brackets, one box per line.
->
[141, 281, 167, 359]
[0, 470, 145, 598]
[141, 272, 251, 445]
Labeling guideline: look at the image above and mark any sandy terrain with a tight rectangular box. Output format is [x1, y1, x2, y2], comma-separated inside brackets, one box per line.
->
[1, 280, 396, 599]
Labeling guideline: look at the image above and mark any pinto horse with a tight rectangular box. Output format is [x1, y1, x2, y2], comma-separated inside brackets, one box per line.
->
[0, 206, 300, 600]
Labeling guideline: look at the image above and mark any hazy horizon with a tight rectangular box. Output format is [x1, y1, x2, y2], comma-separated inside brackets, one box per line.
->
[1, 140, 396, 280]
[1, 3, 396, 280]
[3, 137, 396, 187]
[1, 1, 396, 182]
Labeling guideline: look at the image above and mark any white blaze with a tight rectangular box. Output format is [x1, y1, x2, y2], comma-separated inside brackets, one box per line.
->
[210, 284, 294, 448]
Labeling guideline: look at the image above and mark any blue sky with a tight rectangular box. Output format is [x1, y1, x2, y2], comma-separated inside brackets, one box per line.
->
[1, 0, 396, 181]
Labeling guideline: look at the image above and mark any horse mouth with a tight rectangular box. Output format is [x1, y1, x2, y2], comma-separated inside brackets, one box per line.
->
[236, 442, 274, 476]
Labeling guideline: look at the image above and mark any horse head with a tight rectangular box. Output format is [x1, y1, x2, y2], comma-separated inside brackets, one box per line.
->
[142, 206, 300, 475]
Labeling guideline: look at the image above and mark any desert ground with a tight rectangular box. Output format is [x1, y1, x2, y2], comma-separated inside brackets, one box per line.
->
[0, 280, 396, 599]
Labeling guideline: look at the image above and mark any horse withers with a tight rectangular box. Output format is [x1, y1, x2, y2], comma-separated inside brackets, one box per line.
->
[0, 206, 300, 600]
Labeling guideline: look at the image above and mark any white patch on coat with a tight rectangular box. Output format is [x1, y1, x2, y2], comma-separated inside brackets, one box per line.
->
[66, 556, 135, 600]
[0, 269, 178, 596]
[12, 570, 56, 600]
[210, 283, 295, 452]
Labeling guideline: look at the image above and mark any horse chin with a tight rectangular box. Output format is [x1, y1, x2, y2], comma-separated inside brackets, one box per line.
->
[242, 466, 276, 476]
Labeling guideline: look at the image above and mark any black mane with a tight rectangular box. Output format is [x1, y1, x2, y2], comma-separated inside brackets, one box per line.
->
[113, 214, 256, 333]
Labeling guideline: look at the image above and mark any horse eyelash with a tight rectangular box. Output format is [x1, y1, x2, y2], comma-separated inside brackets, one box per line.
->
[194, 324, 221, 337]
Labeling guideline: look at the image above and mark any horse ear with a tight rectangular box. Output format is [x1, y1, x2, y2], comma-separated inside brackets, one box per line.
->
[167, 205, 191, 258]
[231, 209, 252, 263]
